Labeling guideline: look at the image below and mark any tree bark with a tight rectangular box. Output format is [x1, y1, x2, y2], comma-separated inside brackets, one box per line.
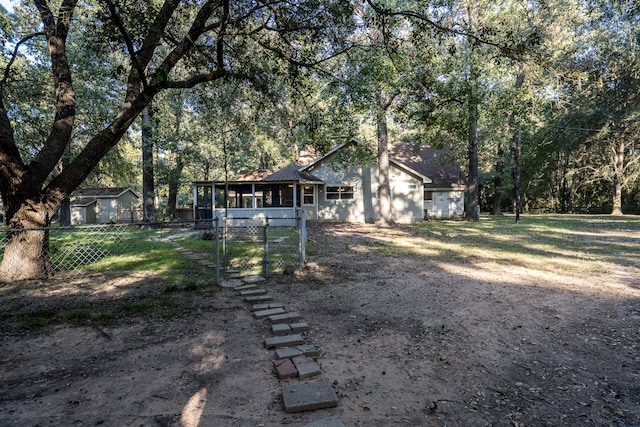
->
[611, 139, 624, 215]
[512, 65, 525, 224]
[492, 139, 504, 215]
[466, 84, 480, 222]
[0, 199, 55, 281]
[142, 105, 156, 223]
[167, 154, 184, 219]
[514, 124, 522, 223]
[377, 89, 394, 227]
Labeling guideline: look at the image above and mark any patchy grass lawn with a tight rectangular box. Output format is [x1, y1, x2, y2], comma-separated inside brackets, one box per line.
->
[1, 216, 639, 426]
[395, 214, 639, 276]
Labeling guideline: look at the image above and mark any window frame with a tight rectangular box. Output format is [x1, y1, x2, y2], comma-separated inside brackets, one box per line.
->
[325, 185, 355, 201]
[302, 185, 316, 206]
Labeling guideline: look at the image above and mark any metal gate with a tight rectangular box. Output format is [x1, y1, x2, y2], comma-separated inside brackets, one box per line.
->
[221, 211, 306, 278]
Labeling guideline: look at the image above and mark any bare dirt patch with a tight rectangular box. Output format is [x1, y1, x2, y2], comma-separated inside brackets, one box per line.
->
[1, 223, 639, 426]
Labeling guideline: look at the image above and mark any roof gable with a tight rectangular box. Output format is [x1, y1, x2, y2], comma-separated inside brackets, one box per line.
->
[75, 187, 140, 199]
[299, 138, 359, 172]
[389, 143, 466, 189]
[70, 197, 97, 207]
[300, 139, 465, 189]
[263, 164, 324, 183]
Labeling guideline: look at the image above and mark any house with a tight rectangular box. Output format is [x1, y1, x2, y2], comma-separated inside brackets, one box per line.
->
[193, 140, 466, 224]
[70, 187, 141, 224]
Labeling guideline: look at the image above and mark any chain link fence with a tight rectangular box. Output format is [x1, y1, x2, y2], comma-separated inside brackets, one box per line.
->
[222, 213, 306, 278]
[0, 211, 306, 282]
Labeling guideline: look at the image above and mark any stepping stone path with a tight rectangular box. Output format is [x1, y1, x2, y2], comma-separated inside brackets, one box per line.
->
[228, 273, 341, 419]
[281, 382, 339, 413]
[168, 239, 342, 422]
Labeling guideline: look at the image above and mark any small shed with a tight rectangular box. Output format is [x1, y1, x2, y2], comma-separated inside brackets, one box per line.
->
[71, 187, 140, 224]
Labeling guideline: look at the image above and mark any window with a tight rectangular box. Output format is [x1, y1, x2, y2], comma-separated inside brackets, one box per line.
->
[424, 190, 433, 201]
[326, 186, 354, 200]
[302, 185, 315, 205]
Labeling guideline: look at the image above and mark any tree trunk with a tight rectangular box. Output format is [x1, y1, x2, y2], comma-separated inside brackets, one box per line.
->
[59, 148, 72, 226]
[59, 197, 71, 226]
[512, 66, 525, 224]
[559, 153, 569, 213]
[611, 140, 624, 215]
[0, 203, 55, 281]
[514, 124, 522, 223]
[492, 140, 504, 215]
[377, 89, 394, 227]
[466, 86, 480, 222]
[142, 105, 156, 223]
[166, 154, 184, 219]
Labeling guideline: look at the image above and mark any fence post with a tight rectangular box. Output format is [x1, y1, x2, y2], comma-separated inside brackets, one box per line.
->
[223, 217, 228, 274]
[214, 216, 220, 285]
[263, 217, 270, 279]
[298, 209, 306, 271]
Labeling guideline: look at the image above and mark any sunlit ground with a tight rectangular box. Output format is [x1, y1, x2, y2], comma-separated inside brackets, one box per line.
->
[343, 214, 640, 297]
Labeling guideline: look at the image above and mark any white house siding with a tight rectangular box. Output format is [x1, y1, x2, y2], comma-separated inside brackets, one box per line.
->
[300, 204, 319, 221]
[97, 199, 118, 223]
[311, 162, 372, 222]
[95, 192, 139, 223]
[450, 191, 465, 215]
[71, 202, 97, 224]
[309, 160, 424, 224]
[71, 207, 86, 225]
[389, 169, 424, 223]
[424, 190, 465, 219]
[116, 191, 140, 222]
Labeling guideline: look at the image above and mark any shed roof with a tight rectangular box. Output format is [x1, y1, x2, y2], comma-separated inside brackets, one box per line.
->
[75, 187, 140, 198]
[389, 143, 466, 190]
[70, 197, 97, 207]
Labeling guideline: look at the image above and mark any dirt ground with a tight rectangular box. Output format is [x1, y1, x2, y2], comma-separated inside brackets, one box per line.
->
[1, 223, 639, 427]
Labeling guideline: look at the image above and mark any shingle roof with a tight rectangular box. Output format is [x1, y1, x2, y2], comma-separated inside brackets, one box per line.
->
[262, 164, 324, 183]
[389, 143, 467, 189]
[69, 197, 97, 207]
[75, 187, 139, 198]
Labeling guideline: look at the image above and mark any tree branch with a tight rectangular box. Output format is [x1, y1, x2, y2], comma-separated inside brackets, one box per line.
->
[155, 70, 227, 90]
[0, 32, 46, 91]
[103, 0, 148, 91]
[365, 0, 532, 60]
[122, 0, 181, 105]
[30, 0, 78, 184]
[151, 0, 227, 87]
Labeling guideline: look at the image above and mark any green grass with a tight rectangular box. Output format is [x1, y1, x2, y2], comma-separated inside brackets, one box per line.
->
[396, 214, 640, 277]
[48, 227, 216, 287]
[4, 225, 302, 332]
[6, 215, 638, 331]
[169, 228, 300, 275]
[14, 295, 195, 331]
[18, 306, 116, 329]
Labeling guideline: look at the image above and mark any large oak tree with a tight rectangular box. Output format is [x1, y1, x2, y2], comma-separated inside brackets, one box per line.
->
[0, 0, 354, 282]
